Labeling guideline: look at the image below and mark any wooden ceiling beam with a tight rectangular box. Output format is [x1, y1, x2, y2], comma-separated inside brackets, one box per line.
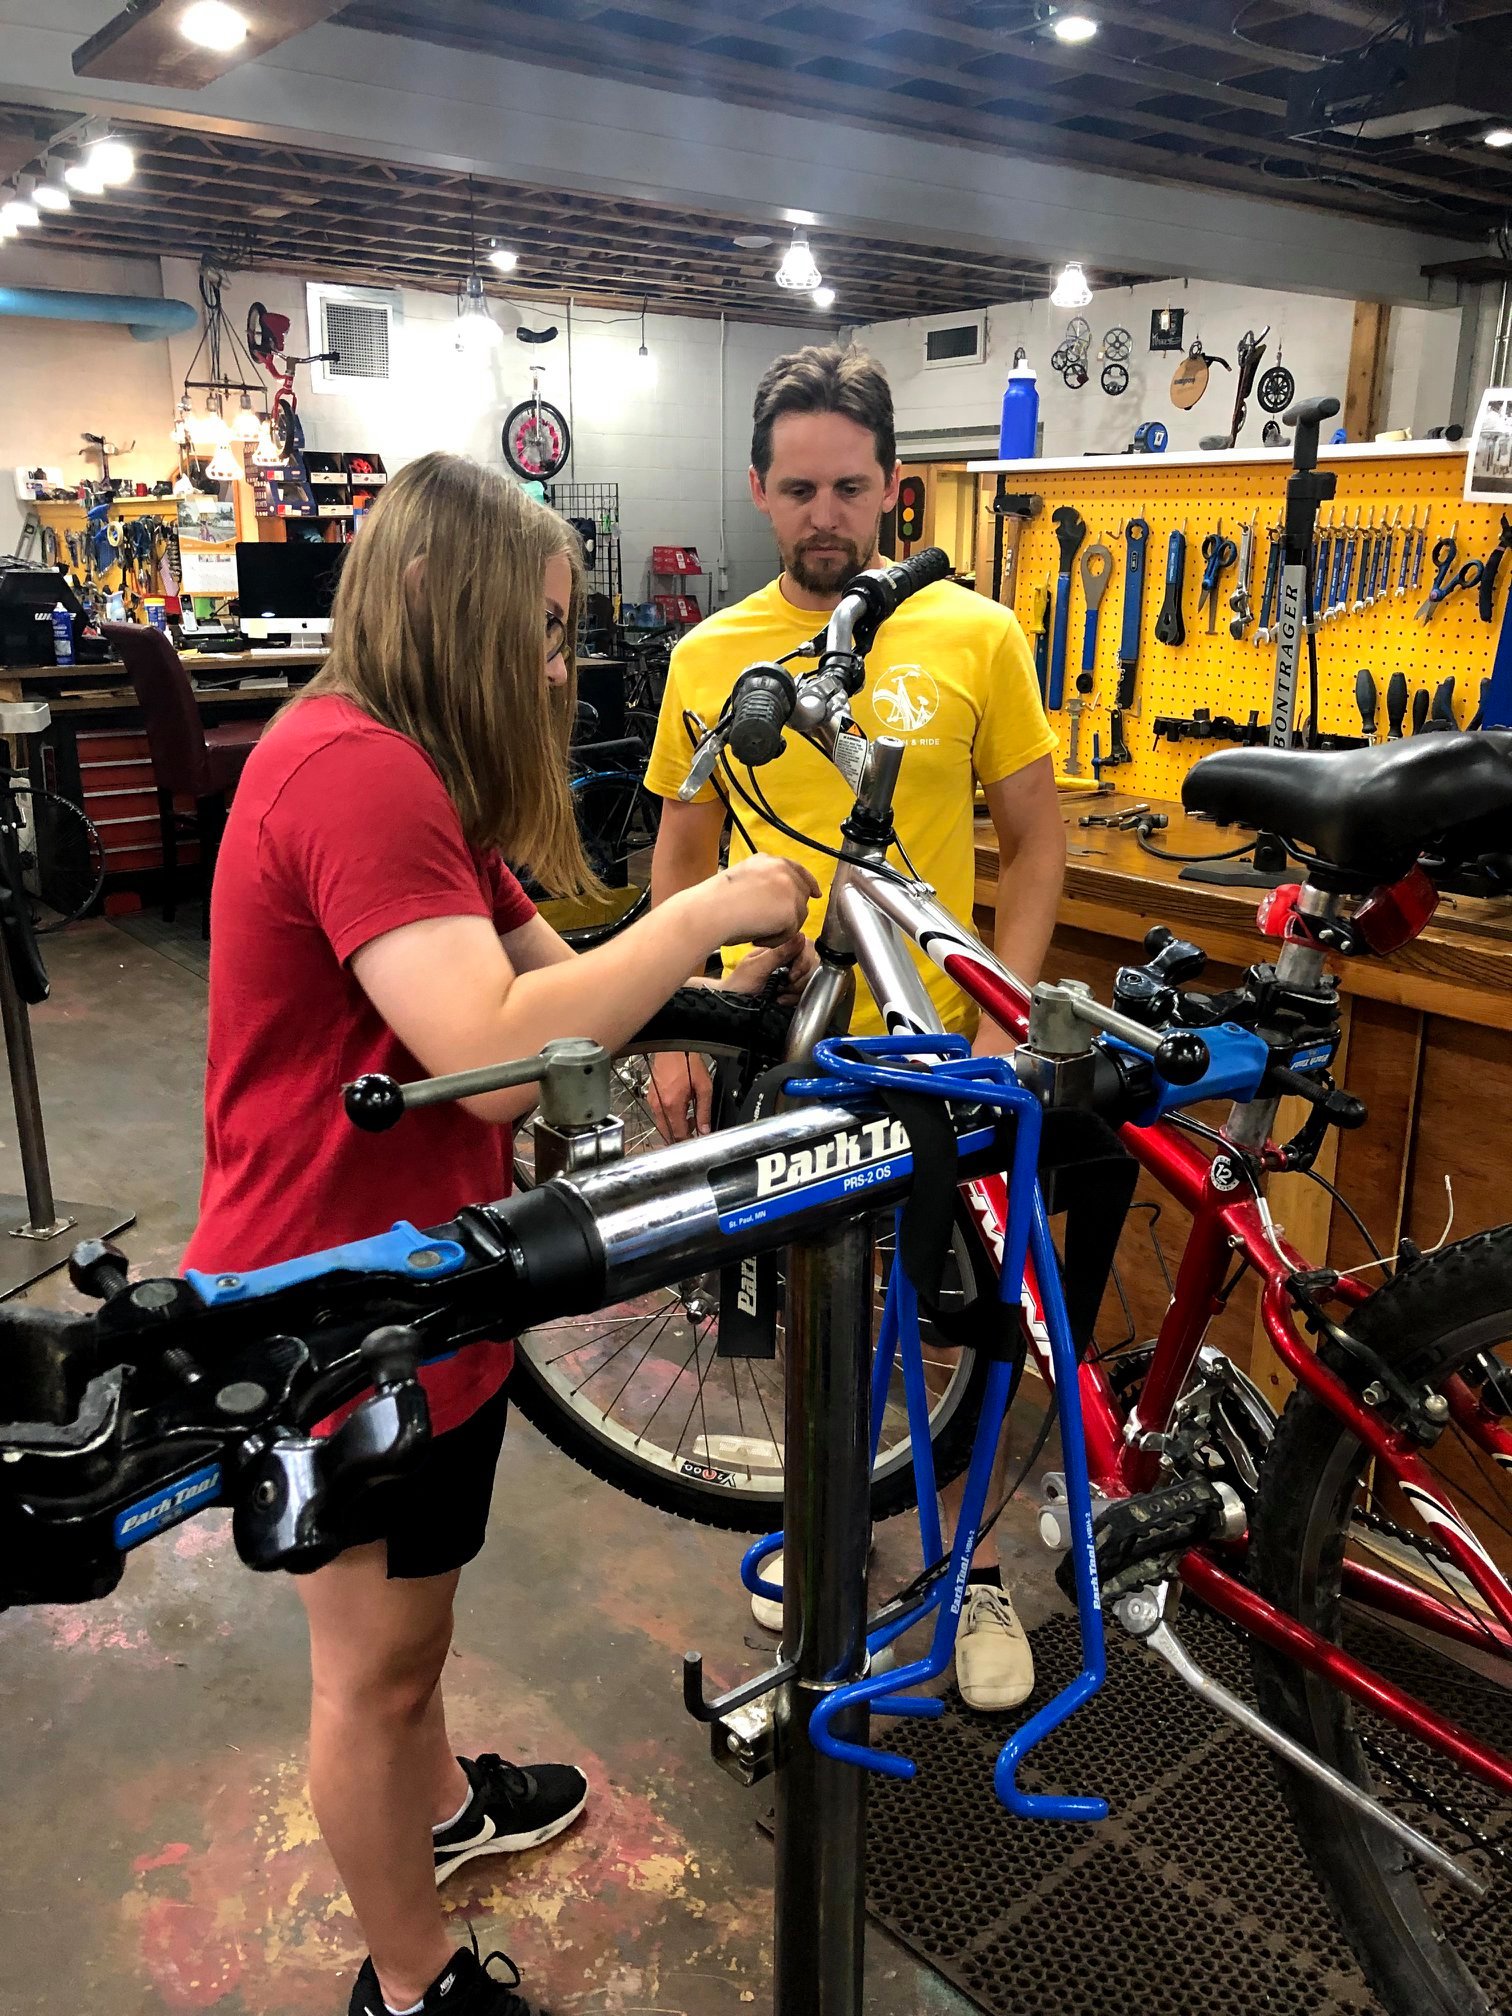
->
[1073, 0, 1323, 74]
[72, 0, 345, 88]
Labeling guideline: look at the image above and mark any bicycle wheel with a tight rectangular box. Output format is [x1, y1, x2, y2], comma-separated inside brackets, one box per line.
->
[509, 987, 994, 1529]
[571, 770, 660, 887]
[502, 400, 571, 481]
[18, 788, 104, 932]
[1249, 1229, 1512, 2016]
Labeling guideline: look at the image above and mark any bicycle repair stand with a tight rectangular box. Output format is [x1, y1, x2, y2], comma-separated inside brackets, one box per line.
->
[0, 700, 132, 1297]
[684, 1036, 1110, 2016]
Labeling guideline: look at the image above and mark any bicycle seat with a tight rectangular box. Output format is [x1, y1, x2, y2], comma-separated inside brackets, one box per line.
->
[1183, 733, 1512, 880]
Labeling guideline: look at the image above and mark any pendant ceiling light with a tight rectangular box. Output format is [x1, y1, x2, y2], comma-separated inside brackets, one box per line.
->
[30, 168, 69, 214]
[775, 229, 823, 292]
[1050, 261, 1093, 308]
[457, 178, 503, 351]
[177, 254, 274, 459]
[205, 439, 242, 484]
[632, 298, 656, 384]
[232, 389, 261, 441]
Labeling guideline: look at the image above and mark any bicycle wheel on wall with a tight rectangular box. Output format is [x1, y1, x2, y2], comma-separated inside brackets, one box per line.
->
[1249, 1228, 1512, 2016]
[508, 987, 995, 1530]
[502, 400, 571, 481]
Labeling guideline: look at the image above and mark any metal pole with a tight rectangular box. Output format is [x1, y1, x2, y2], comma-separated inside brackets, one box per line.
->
[774, 1216, 873, 2016]
[0, 928, 61, 1234]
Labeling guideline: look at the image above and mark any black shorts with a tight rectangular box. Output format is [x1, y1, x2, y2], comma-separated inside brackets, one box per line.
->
[348, 1386, 510, 1581]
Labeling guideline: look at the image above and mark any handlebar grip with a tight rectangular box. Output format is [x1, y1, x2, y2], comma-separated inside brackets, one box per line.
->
[1153, 1030, 1210, 1086]
[1283, 395, 1341, 475]
[843, 547, 951, 653]
[726, 663, 797, 767]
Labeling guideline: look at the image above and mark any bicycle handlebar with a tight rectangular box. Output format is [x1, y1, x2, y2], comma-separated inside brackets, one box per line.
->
[727, 664, 798, 766]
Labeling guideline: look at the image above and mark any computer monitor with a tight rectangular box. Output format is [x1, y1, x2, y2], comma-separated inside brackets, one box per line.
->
[234, 541, 345, 639]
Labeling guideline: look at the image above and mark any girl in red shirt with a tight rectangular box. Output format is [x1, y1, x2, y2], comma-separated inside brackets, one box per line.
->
[186, 452, 815, 2016]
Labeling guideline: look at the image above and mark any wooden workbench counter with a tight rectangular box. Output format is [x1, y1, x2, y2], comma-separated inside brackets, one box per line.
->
[976, 792, 1512, 1033]
[975, 790, 1512, 1401]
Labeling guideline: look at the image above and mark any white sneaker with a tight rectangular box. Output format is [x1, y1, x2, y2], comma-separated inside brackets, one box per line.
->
[751, 1550, 784, 1632]
[955, 1582, 1035, 1712]
[751, 1543, 881, 1633]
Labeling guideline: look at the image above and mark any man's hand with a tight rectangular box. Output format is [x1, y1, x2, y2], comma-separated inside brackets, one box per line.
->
[647, 1048, 713, 1143]
[722, 931, 818, 1003]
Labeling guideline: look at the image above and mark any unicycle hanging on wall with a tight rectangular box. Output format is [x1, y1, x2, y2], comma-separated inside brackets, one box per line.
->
[502, 363, 571, 481]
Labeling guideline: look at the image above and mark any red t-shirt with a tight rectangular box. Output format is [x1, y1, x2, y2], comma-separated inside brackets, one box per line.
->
[182, 694, 535, 1436]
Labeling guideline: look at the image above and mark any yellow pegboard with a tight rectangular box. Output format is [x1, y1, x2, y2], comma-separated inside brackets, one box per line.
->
[984, 453, 1509, 803]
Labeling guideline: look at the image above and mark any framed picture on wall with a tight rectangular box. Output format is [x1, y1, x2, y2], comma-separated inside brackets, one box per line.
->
[1465, 388, 1512, 502]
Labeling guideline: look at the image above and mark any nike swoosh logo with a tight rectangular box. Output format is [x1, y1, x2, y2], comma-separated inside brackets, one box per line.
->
[437, 1815, 497, 1854]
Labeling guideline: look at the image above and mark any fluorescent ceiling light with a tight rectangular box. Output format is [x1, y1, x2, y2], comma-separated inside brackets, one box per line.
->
[776, 229, 822, 291]
[1052, 12, 1098, 42]
[488, 243, 518, 272]
[1050, 260, 1093, 307]
[88, 139, 135, 187]
[1485, 127, 1512, 148]
[812, 285, 837, 310]
[179, 1, 250, 50]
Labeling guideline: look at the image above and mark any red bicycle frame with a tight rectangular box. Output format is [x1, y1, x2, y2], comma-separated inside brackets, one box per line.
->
[933, 939, 1512, 1803]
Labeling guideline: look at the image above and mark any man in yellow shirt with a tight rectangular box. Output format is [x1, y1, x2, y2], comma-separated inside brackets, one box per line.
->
[644, 344, 1066, 1711]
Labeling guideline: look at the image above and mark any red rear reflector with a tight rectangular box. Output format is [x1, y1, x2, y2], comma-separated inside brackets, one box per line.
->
[1352, 865, 1439, 954]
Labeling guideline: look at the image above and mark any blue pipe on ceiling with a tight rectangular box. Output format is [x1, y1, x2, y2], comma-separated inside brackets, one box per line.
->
[0, 286, 197, 342]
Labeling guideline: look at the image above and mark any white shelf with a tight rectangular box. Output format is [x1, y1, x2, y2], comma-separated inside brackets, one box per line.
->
[966, 441, 1468, 477]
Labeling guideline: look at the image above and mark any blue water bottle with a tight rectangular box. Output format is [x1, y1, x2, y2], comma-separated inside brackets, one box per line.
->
[51, 603, 74, 667]
[998, 346, 1039, 460]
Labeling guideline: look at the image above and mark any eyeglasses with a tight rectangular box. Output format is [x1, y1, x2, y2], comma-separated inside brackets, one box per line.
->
[545, 613, 567, 664]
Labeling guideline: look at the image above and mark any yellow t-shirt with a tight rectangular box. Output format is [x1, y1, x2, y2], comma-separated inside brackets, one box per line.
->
[643, 575, 1056, 1035]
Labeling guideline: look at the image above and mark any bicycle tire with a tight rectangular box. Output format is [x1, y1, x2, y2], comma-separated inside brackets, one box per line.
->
[1249, 1228, 1512, 2016]
[0, 815, 48, 1005]
[502, 399, 571, 481]
[19, 788, 104, 931]
[508, 986, 994, 1529]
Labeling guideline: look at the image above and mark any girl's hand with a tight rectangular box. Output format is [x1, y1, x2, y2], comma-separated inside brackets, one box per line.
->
[714, 856, 820, 947]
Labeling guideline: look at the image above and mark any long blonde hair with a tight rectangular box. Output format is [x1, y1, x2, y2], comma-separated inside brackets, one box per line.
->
[298, 451, 591, 895]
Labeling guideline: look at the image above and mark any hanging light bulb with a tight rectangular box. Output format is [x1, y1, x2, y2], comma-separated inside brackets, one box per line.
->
[775, 229, 823, 292]
[205, 439, 241, 483]
[629, 301, 656, 386]
[1050, 261, 1093, 308]
[232, 390, 261, 441]
[456, 270, 503, 352]
[488, 242, 518, 272]
[812, 285, 837, 311]
[200, 394, 231, 448]
[35, 160, 70, 212]
[252, 417, 283, 465]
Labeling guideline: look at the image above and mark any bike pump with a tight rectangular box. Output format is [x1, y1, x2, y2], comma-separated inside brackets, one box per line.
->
[1268, 395, 1338, 752]
[774, 1217, 874, 2014]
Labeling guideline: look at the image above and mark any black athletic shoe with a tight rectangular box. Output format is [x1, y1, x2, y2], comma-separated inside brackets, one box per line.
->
[433, 1753, 588, 1886]
[349, 1940, 546, 2016]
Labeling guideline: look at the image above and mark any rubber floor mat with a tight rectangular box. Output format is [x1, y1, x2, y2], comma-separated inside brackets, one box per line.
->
[763, 1606, 1510, 2016]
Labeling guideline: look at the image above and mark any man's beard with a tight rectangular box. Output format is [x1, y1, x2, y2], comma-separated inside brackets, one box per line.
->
[784, 529, 875, 595]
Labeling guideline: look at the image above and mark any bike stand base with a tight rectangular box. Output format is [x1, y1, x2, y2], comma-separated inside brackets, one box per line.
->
[0, 1198, 134, 1299]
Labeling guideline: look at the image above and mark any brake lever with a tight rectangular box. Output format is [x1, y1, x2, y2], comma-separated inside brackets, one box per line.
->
[678, 721, 728, 801]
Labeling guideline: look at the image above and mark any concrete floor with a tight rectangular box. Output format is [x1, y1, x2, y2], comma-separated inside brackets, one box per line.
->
[0, 917, 1060, 2016]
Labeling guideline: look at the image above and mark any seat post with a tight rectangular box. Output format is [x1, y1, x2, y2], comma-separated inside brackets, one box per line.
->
[1223, 882, 1345, 1153]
